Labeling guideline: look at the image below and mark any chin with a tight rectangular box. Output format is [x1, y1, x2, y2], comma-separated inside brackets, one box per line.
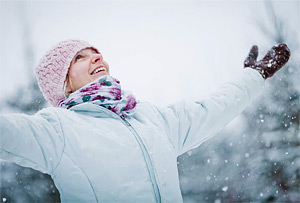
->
[95, 72, 109, 79]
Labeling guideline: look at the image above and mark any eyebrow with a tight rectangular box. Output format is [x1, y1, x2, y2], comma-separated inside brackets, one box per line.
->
[82, 48, 98, 54]
[75, 49, 89, 57]
[90, 48, 99, 54]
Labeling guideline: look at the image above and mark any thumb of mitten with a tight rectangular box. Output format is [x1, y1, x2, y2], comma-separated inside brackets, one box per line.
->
[244, 45, 258, 67]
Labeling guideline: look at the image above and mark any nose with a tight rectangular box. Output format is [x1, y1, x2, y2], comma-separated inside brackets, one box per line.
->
[91, 54, 103, 64]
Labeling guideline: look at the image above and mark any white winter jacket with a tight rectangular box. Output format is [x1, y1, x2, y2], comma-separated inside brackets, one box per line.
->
[0, 68, 264, 202]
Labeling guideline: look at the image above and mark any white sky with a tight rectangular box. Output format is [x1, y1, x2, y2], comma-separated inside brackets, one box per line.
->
[0, 0, 299, 106]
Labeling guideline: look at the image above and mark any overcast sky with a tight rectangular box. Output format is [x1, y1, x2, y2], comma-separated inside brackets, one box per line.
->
[0, 0, 299, 106]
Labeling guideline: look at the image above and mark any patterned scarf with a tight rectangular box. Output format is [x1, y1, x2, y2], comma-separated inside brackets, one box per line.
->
[58, 75, 137, 117]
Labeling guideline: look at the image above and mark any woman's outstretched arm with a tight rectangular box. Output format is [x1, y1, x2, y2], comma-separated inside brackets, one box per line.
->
[0, 110, 64, 174]
[155, 44, 290, 156]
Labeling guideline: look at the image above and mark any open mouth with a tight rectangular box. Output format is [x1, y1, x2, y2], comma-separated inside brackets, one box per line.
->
[91, 67, 106, 75]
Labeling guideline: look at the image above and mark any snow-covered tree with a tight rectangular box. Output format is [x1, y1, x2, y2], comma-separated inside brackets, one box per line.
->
[0, 2, 60, 202]
[241, 1, 300, 201]
[178, 1, 299, 202]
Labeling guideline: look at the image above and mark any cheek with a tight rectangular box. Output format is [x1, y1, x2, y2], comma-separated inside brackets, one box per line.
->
[68, 65, 85, 78]
[69, 71, 80, 78]
[68, 66, 88, 88]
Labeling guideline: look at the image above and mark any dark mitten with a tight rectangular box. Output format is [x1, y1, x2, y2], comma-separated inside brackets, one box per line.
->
[244, 43, 290, 79]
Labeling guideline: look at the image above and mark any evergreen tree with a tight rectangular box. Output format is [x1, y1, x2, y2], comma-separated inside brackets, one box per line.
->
[0, 2, 60, 202]
[178, 1, 299, 202]
[242, 1, 299, 201]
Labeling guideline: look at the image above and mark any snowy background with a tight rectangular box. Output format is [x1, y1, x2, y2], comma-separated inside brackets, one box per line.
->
[1, 0, 297, 106]
[0, 0, 299, 202]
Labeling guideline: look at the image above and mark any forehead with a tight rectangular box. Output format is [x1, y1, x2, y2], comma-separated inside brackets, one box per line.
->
[77, 47, 99, 55]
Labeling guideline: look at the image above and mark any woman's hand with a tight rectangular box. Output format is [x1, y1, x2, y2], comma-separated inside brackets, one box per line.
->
[244, 43, 290, 79]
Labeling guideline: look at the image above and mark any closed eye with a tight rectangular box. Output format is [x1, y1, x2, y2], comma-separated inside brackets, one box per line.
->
[75, 54, 83, 62]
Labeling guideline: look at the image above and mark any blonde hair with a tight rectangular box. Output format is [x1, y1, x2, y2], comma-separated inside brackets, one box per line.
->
[63, 75, 72, 97]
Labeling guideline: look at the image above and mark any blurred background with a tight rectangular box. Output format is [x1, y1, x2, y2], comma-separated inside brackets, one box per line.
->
[0, 0, 299, 202]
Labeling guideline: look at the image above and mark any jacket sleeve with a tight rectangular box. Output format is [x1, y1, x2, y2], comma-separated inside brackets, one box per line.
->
[154, 68, 265, 156]
[0, 109, 64, 174]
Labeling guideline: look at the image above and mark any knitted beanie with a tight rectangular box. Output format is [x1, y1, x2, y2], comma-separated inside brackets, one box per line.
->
[36, 39, 99, 106]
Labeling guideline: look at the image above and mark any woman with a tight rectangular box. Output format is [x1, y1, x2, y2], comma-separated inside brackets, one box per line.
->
[0, 39, 290, 202]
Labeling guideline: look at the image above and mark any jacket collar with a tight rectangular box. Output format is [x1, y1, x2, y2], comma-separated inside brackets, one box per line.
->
[69, 103, 119, 119]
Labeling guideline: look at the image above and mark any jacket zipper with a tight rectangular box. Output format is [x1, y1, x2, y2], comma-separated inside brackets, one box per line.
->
[120, 115, 162, 203]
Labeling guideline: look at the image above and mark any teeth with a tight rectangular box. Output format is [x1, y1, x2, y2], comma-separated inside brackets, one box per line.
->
[92, 67, 106, 75]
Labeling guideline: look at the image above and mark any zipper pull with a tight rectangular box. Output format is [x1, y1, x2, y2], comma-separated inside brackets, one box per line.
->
[120, 115, 131, 126]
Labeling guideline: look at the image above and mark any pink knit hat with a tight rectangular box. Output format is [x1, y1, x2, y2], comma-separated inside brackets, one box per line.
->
[36, 39, 99, 106]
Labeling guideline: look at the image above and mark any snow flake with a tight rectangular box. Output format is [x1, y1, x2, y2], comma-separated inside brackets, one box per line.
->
[214, 199, 221, 203]
[288, 67, 294, 73]
[222, 186, 228, 192]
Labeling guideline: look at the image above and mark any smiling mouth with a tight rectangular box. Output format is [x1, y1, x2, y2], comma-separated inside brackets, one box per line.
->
[91, 67, 106, 75]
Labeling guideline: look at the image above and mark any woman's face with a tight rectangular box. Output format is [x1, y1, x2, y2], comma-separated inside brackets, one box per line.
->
[66, 48, 110, 94]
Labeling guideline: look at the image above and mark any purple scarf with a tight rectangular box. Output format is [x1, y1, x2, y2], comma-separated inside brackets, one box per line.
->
[58, 75, 137, 117]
